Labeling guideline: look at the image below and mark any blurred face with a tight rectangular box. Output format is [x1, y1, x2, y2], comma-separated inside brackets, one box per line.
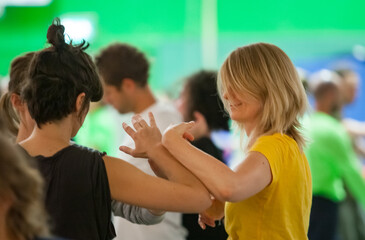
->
[328, 88, 342, 117]
[342, 73, 359, 104]
[176, 85, 209, 138]
[176, 86, 190, 122]
[103, 84, 133, 114]
[223, 88, 261, 125]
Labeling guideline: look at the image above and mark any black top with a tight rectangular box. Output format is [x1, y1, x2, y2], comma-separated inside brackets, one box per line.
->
[34, 237, 68, 240]
[21, 144, 116, 240]
[183, 137, 228, 240]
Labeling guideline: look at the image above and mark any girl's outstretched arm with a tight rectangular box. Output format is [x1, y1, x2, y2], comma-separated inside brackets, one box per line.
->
[104, 113, 211, 213]
[162, 122, 272, 202]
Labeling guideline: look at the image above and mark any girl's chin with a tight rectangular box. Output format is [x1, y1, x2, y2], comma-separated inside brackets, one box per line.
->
[229, 114, 241, 122]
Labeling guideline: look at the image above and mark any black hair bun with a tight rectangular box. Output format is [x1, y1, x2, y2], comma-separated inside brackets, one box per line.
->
[46, 18, 66, 49]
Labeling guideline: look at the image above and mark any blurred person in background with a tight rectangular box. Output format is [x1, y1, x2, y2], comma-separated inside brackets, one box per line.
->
[0, 52, 35, 143]
[304, 69, 365, 240]
[176, 70, 229, 240]
[0, 118, 59, 240]
[95, 43, 186, 240]
[334, 68, 365, 240]
[336, 69, 365, 156]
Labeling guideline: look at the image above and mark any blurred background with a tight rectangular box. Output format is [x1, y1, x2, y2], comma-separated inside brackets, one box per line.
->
[1, 0, 365, 121]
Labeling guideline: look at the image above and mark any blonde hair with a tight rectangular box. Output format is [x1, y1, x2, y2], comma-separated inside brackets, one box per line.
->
[218, 43, 308, 150]
[0, 134, 50, 239]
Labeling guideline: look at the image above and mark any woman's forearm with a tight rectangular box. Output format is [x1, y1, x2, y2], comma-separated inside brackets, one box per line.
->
[147, 143, 209, 191]
[162, 137, 238, 201]
[163, 136, 272, 202]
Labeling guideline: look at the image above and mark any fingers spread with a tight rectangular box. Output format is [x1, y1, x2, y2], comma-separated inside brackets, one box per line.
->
[132, 115, 143, 130]
[135, 114, 149, 128]
[119, 146, 133, 156]
[148, 112, 157, 128]
[122, 122, 136, 138]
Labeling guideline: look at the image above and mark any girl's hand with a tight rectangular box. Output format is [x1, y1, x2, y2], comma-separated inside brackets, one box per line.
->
[162, 121, 195, 147]
[198, 198, 225, 229]
[119, 112, 162, 158]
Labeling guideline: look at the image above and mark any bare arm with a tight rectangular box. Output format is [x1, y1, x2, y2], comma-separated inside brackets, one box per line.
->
[104, 153, 211, 213]
[162, 122, 272, 202]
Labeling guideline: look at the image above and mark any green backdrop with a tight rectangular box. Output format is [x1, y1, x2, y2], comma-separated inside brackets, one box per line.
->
[1, 0, 364, 91]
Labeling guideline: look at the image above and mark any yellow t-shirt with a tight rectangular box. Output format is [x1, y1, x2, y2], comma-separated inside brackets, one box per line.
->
[225, 133, 312, 240]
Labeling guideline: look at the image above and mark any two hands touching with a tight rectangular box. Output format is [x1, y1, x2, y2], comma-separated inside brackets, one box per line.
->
[119, 112, 224, 229]
[119, 112, 194, 159]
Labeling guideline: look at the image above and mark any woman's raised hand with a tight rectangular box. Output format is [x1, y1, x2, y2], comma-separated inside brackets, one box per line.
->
[119, 112, 162, 158]
[162, 121, 195, 148]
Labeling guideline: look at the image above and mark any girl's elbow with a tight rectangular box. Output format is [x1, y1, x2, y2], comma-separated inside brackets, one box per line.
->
[216, 188, 233, 202]
[215, 183, 239, 202]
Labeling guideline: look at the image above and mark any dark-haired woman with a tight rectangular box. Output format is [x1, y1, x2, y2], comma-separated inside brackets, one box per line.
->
[18, 19, 211, 240]
[176, 70, 229, 240]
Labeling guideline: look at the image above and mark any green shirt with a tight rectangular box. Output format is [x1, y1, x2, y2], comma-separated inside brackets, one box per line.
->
[304, 112, 365, 208]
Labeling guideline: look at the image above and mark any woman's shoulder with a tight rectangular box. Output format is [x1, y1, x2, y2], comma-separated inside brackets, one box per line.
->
[250, 133, 300, 157]
[63, 143, 107, 166]
[68, 143, 106, 156]
[34, 144, 107, 170]
[255, 133, 294, 146]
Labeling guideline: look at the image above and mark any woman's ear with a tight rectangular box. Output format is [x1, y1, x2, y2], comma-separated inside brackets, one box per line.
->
[190, 111, 209, 139]
[193, 111, 206, 124]
[75, 92, 86, 113]
[10, 93, 24, 112]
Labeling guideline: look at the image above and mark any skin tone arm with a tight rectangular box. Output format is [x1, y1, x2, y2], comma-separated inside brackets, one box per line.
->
[159, 122, 272, 229]
[104, 113, 212, 213]
[161, 122, 272, 203]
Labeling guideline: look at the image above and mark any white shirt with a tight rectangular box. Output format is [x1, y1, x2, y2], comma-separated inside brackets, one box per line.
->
[113, 101, 187, 240]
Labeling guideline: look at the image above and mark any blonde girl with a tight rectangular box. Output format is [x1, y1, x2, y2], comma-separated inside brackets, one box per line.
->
[124, 43, 312, 240]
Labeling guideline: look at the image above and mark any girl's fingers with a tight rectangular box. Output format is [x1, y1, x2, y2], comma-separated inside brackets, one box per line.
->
[170, 121, 195, 134]
[199, 214, 216, 227]
[132, 115, 143, 130]
[122, 122, 136, 138]
[148, 112, 157, 128]
[182, 132, 194, 141]
[180, 121, 195, 132]
[135, 114, 149, 128]
[198, 218, 206, 230]
[119, 146, 134, 156]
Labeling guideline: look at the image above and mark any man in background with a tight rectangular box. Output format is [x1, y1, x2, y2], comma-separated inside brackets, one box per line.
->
[96, 43, 186, 240]
[305, 70, 365, 240]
